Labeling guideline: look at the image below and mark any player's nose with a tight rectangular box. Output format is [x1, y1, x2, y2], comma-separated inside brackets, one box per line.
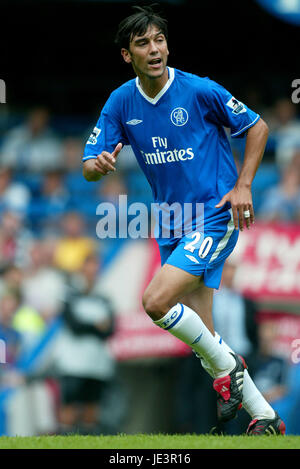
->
[149, 40, 159, 54]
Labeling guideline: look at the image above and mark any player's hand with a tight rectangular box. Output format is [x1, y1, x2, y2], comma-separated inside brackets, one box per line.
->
[94, 143, 123, 175]
[215, 185, 255, 231]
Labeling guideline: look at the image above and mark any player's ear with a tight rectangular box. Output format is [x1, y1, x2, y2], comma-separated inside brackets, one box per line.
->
[166, 40, 169, 58]
[121, 48, 132, 64]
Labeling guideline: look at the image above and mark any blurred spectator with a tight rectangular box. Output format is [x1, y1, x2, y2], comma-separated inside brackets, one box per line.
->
[0, 107, 63, 173]
[0, 264, 23, 299]
[0, 287, 57, 435]
[0, 290, 25, 395]
[267, 98, 300, 170]
[257, 150, 300, 222]
[62, 136, 83, 172]
[97, 172, 128, 205]
[0, 290, 22, 368]
[10, 289, 46, 354]
[29, 170, 71, 235]
[62, 137, 99, 218]
[22, 240, 67, 323]
[0, 168, 31, 216]
[0, 285, 45, 364]
[0, 272, 59, 435]
[252, 320, 289, 404]
[55, 254, 116, 435]
[0, 211, 34, 269]
[39, 170, 70, 211]
[53, 212, 97, 273]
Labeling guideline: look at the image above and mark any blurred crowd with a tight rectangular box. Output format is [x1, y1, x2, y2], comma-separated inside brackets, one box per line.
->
[0, 107, 135, 435]
[0, 96, 300, 435]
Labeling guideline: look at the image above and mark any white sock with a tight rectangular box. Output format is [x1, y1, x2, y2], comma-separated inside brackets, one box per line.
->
[153, 303, 236, 378]
[207, 333, 275, 420]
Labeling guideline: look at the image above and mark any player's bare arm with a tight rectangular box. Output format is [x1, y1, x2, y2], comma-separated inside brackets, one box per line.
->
[215, 118, 269, 231]
[83, 142, 122, 181]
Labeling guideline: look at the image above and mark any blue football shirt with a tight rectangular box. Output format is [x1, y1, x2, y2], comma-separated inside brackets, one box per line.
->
[83, 67, 260, 246]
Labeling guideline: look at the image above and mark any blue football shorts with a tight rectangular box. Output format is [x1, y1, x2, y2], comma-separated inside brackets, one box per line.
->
[158, 209, 239, 289]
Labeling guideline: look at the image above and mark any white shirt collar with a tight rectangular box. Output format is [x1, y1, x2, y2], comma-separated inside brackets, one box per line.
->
[135, 67, 175, 105]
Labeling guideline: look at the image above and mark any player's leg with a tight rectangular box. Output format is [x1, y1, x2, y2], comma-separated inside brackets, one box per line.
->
[145, 213, 246, 422]
[182, 287, 285, 432]
[212, 333, 285, 434]
[180, 281, 214, 334]
[180, 277, 286, 433]
[180, 285, 248, 424]
[142, 263, 236, 379]
[185, 284, 285, 434]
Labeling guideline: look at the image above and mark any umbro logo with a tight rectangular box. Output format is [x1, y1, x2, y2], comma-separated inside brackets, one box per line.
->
[126, 119, 143, 125]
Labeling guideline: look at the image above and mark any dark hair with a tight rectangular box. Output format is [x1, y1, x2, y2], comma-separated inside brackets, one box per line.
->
[115, 4, 168, 50]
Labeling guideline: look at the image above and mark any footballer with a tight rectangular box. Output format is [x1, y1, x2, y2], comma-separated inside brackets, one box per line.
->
[83, 5, 285, 435]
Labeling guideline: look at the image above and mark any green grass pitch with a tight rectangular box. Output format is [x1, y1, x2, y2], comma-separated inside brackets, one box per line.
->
[0, 433, 299, 449]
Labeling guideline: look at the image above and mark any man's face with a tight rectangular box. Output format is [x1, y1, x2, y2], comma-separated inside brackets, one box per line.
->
[121, 24, 169, 80]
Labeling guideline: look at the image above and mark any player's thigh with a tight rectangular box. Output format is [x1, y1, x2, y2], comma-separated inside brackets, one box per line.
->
[142, 263, 203, 319]
[180, 283, 215, 335]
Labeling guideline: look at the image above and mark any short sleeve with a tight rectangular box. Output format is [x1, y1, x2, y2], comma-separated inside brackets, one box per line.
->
[82, 92, 129, 162]
[204, 79, 260, 139]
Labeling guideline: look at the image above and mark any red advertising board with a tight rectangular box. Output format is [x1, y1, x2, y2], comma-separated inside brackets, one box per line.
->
[233, 222, 300, 305]
[231, 222, 300, 360]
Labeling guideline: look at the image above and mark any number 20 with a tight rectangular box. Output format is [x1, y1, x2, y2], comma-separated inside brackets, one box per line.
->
[184, 233, 213, 259]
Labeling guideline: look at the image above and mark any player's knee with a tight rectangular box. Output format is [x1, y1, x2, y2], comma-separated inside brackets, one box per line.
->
[142, 291, 169, 321]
